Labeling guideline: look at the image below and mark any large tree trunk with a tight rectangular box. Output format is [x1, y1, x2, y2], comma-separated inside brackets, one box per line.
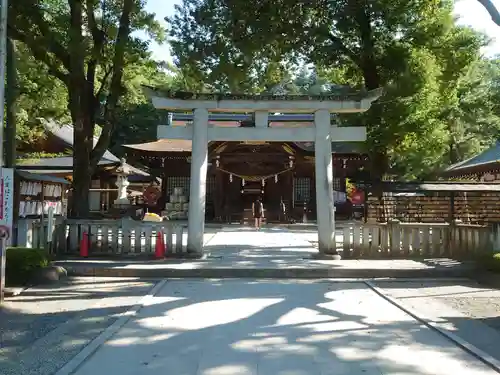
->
[67, 0, 97, 218]
[355, 2, 387, 182]
[71, 115, 93, 218]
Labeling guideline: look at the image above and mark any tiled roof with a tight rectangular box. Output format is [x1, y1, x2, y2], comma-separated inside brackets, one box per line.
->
[445, 141, 500, 174]
[123, 139, 362, 154]
[123, 139, 192, 152]
[17, 156, 117, 168]
[43, 121, 120, 163]
[18, 157, 150, 177]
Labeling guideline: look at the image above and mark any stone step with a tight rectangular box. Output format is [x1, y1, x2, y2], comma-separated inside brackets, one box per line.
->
[59, 262, 476, 279]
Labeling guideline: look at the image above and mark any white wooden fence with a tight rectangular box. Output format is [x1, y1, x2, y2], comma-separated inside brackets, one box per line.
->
[30, 218, 495, 259]
[340, 220, 492, 258]
[33, 219, 187, 257]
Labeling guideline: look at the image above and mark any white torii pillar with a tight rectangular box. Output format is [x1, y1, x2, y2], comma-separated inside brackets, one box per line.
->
[187, 108, 209, 255]
[314, 110, 337, 257]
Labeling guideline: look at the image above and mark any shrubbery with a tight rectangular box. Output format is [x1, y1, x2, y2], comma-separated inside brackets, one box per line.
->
[6, 247, 50, 286]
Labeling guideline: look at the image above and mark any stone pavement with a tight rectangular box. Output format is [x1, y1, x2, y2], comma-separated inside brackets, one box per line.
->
[55, 227, 475, 279]
[68, 279, 497, 375]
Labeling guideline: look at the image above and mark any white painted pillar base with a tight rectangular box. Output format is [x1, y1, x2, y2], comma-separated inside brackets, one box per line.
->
[314, 109, 337, 255]
[187, 108, 209, 255]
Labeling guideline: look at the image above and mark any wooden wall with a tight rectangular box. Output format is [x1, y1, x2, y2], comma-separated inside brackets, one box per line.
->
[366, 192, 500, 224]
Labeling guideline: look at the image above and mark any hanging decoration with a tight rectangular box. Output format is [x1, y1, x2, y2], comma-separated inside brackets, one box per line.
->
[217, 167, 293, 183]
[242, 179, 245, 186]
[274, 174, 278, 183]
[216, 159, 220, 167]
[261, 179, 265, 187]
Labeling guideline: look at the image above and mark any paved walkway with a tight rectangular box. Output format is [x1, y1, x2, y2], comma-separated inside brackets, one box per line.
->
[66, 279, 497, 375]
[56, 227, 473, 279]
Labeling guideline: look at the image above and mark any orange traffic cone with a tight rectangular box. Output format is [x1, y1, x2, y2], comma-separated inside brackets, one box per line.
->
[155, 231, 165, 259]
[80, 231, 89, 258]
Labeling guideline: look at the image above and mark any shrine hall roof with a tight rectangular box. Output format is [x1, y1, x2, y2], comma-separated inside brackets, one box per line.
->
[443, 141, 500, 176]
[123, 140, 363, 154]
[124, 139, 192, 152]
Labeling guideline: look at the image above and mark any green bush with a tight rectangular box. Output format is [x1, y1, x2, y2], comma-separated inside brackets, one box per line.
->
[478, 252, 500, 273]
[6, 247, 50, 286]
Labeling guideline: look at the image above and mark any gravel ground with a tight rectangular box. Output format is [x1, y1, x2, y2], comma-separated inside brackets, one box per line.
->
[0, 277, 155, 375]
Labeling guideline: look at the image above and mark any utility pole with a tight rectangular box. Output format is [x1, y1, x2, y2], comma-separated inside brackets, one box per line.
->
[5, 38, 16, 169]
[0, 0, 9, 304]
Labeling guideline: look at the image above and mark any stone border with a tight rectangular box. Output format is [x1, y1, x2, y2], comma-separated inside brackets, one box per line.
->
[54, 279, 167, 375]
[60, 265, 473, 279]
[364, 280, 500, 373]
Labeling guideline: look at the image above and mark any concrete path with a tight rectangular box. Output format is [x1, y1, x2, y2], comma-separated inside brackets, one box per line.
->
[56, 227, 474, 279]
[65, 279, 497, 375]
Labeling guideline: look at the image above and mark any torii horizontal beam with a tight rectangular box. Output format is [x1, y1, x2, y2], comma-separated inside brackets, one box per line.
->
[157, 125, 366, 142]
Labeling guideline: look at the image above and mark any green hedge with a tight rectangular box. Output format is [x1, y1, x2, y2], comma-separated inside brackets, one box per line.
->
[478, 252, 500, 273]
[6, 247, 50, 286]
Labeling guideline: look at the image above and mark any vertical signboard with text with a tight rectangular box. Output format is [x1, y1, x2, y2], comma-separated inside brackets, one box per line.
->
[0, 168, 14, 245]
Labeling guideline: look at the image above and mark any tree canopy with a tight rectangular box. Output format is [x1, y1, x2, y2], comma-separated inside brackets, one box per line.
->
[167, 0, 500, 180]
[8, 0, 500, 217]
[8, 0, 168, 216]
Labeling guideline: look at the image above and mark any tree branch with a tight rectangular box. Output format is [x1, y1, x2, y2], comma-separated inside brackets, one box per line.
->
[95, 66, 112, 99]
[91, 0, 135, 166]
[8, 1, 72, 71]
[85, 0, 105, 85]
[327, 33, 361, 66]
[7, 26, 69, 84]
[478, 0, 500, 27]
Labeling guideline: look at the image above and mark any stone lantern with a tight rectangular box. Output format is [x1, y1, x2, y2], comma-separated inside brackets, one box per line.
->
[114, 158, 131, 207]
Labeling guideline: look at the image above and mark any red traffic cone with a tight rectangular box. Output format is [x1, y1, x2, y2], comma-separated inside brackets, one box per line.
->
[155, 231, 165, 259]
[80, 231, 89, 258]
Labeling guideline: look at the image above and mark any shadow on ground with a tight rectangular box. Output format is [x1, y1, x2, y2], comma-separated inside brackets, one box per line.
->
[0, 278, 155, 375]
[69, 279, 494, 375]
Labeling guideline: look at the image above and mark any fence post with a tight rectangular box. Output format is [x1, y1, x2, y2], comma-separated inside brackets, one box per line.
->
[491, 223, 500, 253]
[449, 219, 463, 257]
[388, 218, 401, 257]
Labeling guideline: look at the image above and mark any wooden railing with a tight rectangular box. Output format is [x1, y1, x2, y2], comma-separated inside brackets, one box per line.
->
[33, 219, 187, 257]
[30, 218, 495, 259]
[340, 220, 492, 258]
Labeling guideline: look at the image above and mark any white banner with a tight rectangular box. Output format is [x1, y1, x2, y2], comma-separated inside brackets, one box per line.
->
[0, 168, 14, 241]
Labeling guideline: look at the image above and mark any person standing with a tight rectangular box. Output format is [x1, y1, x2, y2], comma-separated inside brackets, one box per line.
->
[279, 197, 286, 223]
[252, 197, 264, 229]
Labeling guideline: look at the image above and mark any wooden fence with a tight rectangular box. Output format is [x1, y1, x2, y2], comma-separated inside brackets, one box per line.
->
[340, 220, 492, 258]
[31, 218, 495, 259]
[33, 219, 187, 257]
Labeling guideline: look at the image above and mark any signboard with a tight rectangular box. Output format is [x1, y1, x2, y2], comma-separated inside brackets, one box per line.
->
[0, 168, 14, 242]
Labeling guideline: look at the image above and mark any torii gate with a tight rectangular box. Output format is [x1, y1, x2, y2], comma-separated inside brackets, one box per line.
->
[146, 88, 383, 258]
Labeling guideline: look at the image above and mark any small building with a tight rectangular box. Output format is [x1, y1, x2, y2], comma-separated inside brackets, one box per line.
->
[442, 141, 500, 181]
[17, 121, 153, 214]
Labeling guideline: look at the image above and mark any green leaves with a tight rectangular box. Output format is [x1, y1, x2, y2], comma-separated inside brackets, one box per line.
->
[167, 0, 498, 180]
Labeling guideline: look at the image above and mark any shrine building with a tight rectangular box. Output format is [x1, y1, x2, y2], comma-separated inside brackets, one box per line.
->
[124, 88, 383, 256]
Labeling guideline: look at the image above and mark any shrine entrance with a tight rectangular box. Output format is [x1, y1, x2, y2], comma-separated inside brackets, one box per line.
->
[213, 141, 295, 224]
[147, 88, 382, 256]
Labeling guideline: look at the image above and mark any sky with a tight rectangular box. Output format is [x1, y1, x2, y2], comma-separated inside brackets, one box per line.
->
[145, 0, 500, 63]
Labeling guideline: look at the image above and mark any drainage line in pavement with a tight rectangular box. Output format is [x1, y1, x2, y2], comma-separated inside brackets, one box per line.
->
[363, 280, 500, 374]
[54, 279, 168, 375]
